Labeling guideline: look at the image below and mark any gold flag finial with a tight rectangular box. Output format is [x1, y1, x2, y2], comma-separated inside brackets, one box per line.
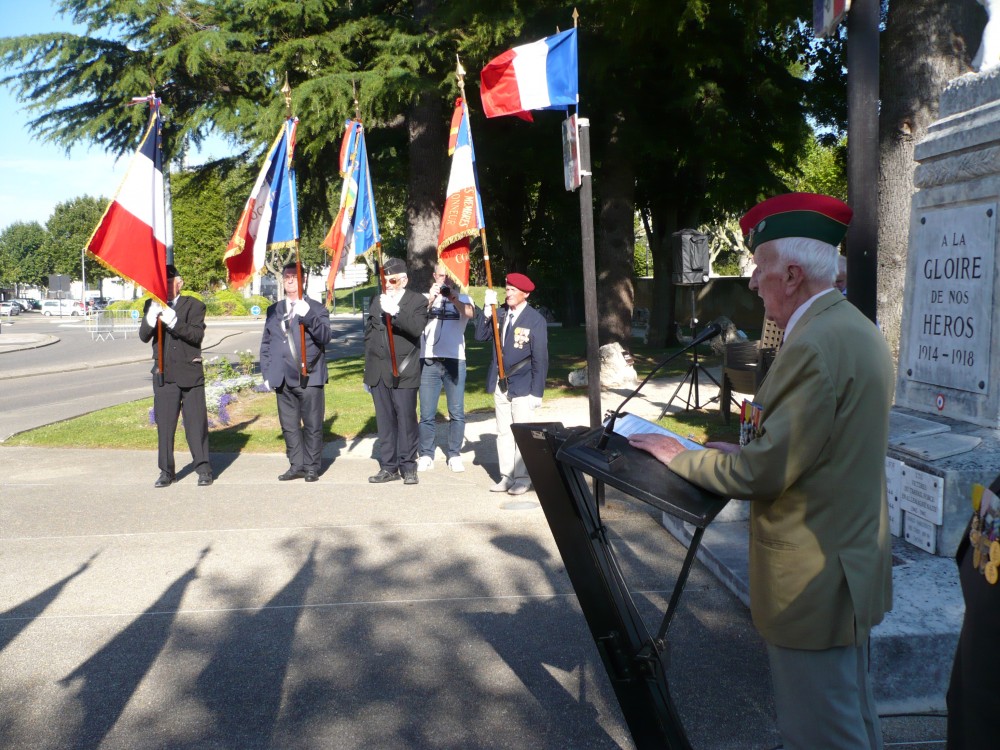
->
[281, 73, 293, 118]
[573, 7, 579, 28]
[455, 55, 467, 100]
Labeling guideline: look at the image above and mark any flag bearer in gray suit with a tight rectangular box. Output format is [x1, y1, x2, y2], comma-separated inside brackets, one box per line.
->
[260, 262, 332, 482]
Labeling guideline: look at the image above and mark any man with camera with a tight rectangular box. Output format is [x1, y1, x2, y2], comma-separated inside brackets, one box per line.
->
[416, 264, 475, 473]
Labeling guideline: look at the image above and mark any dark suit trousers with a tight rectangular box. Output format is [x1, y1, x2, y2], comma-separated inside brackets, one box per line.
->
[275, 383, 325, 472]
[371, 383, 418, 475]
[154, 380, 210, 477]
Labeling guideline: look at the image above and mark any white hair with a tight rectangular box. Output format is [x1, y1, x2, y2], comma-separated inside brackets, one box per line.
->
[773, 237, 839, 286]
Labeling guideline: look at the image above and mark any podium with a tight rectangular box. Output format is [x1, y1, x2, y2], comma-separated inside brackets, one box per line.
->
[512, 423, 727, 750]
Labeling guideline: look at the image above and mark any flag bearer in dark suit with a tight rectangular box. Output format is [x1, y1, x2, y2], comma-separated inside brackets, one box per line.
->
[475, 272, 549, 497]
[139, 264, 212, 488]
[260, 262, 332, 482]
[628, 193, 893, 750]
[363, 257, 429, 485]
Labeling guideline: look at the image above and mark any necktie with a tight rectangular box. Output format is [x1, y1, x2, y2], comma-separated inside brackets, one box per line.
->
[286, 301, 299, 361]
[503, 314, 514, 346]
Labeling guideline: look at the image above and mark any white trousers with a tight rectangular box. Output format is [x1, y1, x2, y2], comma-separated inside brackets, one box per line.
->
[493, 386, 538, 482]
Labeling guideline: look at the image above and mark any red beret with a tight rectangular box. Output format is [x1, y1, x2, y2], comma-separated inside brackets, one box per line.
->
[506, 272, 535, 292]
[740, 192, 853, 252]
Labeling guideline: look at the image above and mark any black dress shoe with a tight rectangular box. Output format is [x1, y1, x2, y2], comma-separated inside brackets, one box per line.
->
[368, 469, 400, 483]
[154, 472, 174, 488]
[304, 470, 319, 483]
[198, 474, 214, 486]
[278, 469, 306, 481]
[402, 471, 418, 485]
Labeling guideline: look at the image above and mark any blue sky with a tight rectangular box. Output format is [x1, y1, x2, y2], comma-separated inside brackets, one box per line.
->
[0, 1, 227, 233]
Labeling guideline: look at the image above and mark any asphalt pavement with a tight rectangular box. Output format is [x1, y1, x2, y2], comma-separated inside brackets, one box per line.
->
[0, 315, 950, 749]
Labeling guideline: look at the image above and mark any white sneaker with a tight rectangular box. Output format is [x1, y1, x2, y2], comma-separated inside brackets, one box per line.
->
[416, 455, 434, 472]
[447, 456, 465, 472]
[490, 476, 512, 492]
[506, 481, 532, 496]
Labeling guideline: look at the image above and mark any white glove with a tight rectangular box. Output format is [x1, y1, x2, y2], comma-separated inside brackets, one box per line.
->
[363, 383, 371, 394]
[292, 299, 309, 317]
[145, 301, 162, 326]
[263, 380, 270, 391]
[380, 293, 400, 316]
[160, 305, 178, 328]
[526, 395, 542, 410]
[483, 289, 498, 308]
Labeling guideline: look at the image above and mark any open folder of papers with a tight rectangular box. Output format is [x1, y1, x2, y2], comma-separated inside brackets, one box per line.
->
[608, 412, 704, 452]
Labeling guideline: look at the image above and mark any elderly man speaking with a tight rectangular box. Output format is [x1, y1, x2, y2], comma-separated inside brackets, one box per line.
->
[629, 193, 894, 750]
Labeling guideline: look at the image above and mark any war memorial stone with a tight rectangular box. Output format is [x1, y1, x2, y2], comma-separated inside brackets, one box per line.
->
[891, 70, 1000, 557]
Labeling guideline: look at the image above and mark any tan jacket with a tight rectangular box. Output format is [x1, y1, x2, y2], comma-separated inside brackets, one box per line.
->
[671, 291, 894, 649]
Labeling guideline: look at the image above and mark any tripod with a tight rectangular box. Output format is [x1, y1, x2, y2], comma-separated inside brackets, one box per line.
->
[661, 285, 721, 415]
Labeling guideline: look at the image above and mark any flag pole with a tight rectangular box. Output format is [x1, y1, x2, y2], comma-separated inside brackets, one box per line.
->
[571, 8, 601, 430]
[377, 244, 401, 386]
[357, 85, 400, 387]
[282, 75, 309, 378]
[455, 58, 506, 387]
[150, 92, 166, 387]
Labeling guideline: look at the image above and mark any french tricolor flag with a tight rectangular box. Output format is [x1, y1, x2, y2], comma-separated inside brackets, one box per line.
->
[480, 28, 578, 120]
[87, 99, 170, 303]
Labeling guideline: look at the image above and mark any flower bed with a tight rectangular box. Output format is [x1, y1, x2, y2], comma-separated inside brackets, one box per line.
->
[149, 350, 264, 428]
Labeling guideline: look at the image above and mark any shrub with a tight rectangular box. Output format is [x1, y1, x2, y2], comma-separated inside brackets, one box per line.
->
[206, 289, 248, 316]
[245, 295, 272, 314]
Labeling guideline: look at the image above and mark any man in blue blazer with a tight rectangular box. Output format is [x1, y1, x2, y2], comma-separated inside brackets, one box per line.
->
[475, 272, 549, 496]
[260, 263, 332, 482]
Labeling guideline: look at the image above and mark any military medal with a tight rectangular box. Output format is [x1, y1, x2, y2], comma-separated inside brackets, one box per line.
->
[987, 562, 999, 585]
[968, 484, 1000, 584]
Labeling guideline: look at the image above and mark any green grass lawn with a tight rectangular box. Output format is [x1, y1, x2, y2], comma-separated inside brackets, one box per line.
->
[5, 325, 739, 451]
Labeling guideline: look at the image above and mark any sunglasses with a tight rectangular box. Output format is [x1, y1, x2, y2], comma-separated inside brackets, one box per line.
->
[385, 275, 405, 285]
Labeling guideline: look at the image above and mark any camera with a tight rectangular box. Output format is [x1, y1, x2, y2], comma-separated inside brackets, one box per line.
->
[439, 285, 452, 298]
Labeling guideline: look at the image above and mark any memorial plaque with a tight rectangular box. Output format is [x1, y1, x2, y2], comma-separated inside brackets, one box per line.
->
[904, 512, 937, 554]
[903, 202, 996, 394]
[888, 411, 950, 443]
[885, 457, 904, 537]
[899, 465, 945, 524]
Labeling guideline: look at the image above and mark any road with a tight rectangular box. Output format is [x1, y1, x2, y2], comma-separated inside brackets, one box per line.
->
[0, 312, 363, 441]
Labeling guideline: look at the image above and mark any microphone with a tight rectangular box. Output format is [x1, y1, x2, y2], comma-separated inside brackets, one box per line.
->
[595, 320, 723, 451]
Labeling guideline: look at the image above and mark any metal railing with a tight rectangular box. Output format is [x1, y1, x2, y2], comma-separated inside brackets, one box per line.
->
[86, 310, 141, 341]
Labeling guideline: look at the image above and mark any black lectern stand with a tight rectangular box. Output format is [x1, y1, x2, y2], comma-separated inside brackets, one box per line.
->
[512, 423, 727, 750]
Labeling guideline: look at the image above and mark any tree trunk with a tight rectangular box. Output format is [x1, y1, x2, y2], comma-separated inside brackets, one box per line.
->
[878, 0, 984, 359]
[405, 90, 447, 291]
[645, 200, 680, 349]
[597, 112, 636, 347]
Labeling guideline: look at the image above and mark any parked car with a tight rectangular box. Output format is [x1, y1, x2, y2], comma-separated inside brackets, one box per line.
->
[40, 299, 86, 316]
[1, 300, 21, 316]
[15, 298, 40, 311]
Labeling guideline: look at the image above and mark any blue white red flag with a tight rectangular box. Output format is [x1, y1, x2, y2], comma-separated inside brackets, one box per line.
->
[323, 119, 381, 293]
[225, 117, 299, 290]
[86, 97, 170, 302]
[480, 28, 578, 121]
[437, 98, 484, 288]
[813, 0, 850, 38]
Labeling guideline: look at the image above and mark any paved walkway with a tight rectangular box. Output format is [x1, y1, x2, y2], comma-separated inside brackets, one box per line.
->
[0, 327, 953, 748]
